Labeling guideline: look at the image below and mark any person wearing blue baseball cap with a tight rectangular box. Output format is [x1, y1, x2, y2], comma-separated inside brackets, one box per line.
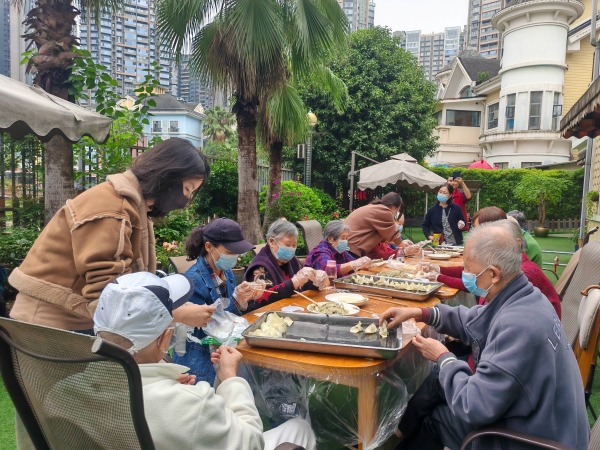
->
[173, 218, 266, 384]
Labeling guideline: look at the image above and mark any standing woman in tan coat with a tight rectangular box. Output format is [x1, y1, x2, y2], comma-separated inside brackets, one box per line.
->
[9, 138, 215, 333]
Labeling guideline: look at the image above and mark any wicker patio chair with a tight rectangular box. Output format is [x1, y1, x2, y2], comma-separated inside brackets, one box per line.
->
[168, 255, 196, 274]
[253, 243, 267, 255]
[0, 317, 155, 450]
[295, 220, 323, 253]
[590, 414, 600, 449]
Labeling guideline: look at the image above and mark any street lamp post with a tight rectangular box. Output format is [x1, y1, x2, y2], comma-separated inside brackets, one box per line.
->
[304, 111, 318, 187]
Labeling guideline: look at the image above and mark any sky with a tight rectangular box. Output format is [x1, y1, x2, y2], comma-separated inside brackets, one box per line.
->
[374, 0, 470, 34]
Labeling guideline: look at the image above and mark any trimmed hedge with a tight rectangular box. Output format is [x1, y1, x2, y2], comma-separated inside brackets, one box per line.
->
[399, 168, 584, 221]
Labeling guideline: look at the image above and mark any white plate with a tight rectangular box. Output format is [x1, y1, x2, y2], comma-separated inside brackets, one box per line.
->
[281, 306, 304, 312]
[325, 293, 368, 306]
[428, 253, 452, 260]
[307, 302, 360, 316]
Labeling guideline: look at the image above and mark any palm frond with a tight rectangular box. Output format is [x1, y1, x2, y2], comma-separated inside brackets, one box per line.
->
[312, 65, 348, 113]
[259, 82, 308, 146]
[155, 0, 221, 64]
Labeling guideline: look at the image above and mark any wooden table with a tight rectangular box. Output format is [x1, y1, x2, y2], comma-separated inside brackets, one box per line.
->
[239, 289, 441, 449]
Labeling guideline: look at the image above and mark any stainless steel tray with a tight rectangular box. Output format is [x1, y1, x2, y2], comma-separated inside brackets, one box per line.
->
[242, 312, 402, 359]
[334, 274, 442, 301]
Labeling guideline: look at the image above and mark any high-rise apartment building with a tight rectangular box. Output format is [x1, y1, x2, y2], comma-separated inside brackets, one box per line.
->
[176, 55, 215, 108]
[0, 0, 10, 77]
[336, 0, 375, 32]
[79, 0, 174, 98]
[466, 0, 508, 59]
[399, 27, 466, 81]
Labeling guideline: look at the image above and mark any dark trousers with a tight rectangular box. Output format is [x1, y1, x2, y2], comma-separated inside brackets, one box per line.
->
[397, 360, 473, 450]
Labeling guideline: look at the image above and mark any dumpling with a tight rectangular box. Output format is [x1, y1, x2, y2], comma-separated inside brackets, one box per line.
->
[283, 317, 294, 326]
[364, 323, 377, 334]
[350, 321, 363, 333]
[379, 325, 389, 338]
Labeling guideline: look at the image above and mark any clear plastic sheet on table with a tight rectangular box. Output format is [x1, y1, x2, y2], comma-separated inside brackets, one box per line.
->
[242, 326, 440, 450]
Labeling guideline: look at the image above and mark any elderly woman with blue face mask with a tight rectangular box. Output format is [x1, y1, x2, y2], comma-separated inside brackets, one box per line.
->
[173, 218, 264, 383]
[244, 219, 329, 312]
[304, 220, 372, 276]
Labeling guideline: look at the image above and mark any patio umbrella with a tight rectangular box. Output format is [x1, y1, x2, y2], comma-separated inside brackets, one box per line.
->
[0, 74, 111, 143]
[356, 153, 447, 193]
[469, 159, 494, 170]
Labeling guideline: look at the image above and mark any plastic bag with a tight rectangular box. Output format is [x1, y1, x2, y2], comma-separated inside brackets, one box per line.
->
[202, 297, 249, 344]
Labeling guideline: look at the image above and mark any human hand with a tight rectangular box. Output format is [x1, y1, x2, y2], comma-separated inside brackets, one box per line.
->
[173, 303, 216, 328]
[455, 177, 464, 185]
[402, 240, 414, 247]
[350, 256, 372, 270]
[426, 272, 439, 282]
[404, 244, 420, 256]
[292, 267, 315, 289]
[412, 335, 449, 362]
[458, 220, 466, 230]
[378, 307, 422, 330]
[176, 373, 196, 385]
[428, 235, 434, 241]
[211, 346, 243, 381]
[311, 270, 329, 289]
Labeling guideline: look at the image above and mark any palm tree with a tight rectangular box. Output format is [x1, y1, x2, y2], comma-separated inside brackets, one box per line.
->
[156, 0, 348, 243]
[203, 106, 236, 144]
[260, 66, 348, 234]
[16, 0, 121, 223]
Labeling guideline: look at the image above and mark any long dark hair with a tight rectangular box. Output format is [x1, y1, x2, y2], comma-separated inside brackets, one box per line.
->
[131, 138, 210, 209]
[372, 192, 404, 216]
[437, 183, 455, 205]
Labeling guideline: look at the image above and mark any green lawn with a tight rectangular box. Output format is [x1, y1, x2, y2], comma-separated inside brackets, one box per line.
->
[0, 231, 585, 448]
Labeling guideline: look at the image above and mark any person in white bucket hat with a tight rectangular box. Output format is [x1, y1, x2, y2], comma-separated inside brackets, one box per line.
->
[92, 272, 316, 450]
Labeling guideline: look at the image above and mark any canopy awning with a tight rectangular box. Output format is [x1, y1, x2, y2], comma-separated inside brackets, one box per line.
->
[357, 153, 447, 193]
[0, 74, 111, 143]
[560, 75, 600, 139]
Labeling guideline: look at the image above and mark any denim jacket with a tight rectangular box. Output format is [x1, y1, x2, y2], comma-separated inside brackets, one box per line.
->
[171, 257, 241, 384]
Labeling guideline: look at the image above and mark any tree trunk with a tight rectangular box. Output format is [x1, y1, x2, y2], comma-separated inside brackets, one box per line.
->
[236, 101, 263, 244]
[539, 193, 546, 227]
[44, 134, 76, 224]
[262, 140, 284, 235]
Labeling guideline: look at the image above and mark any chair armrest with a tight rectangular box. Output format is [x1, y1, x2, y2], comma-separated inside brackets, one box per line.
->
[273, 444, 306, 450]
[460, 426, 569, 450]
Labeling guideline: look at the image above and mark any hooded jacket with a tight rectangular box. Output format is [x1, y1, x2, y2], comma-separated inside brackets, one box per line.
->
[9, 171, 156, 330]
[428, 274, 588, 449]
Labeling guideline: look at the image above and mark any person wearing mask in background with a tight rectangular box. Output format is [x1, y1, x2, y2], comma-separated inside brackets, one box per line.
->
[345, 192, 414, 258]
[507, 210, 543, 269]
[173, 218, 265, 384]
[384, 223, 587, 450]
[448, 175, 472, 229]
[245, 219, 328, 312]
[422, 184, 466, 246]
[8, 138, 213, 334]
[304, 220, 372, 276]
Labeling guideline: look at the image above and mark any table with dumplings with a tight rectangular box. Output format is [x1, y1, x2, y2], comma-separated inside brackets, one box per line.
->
[238, 272, 460, 449]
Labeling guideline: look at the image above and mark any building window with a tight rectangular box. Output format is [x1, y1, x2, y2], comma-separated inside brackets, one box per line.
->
[521, 162, 542, 168]
[505, 94, 516, 131]
[552, 92, 562, 131]
[494, 162, 509, 169]
[169, 121, 179, 132]
[446, 110, 481, 127]
[152, 120, 161, 132]
[487, 103, 499, 129]
[528, 91, 543, 130]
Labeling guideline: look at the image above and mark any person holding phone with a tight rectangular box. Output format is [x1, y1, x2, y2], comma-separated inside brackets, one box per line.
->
[422, 183, 466, 246]
[448, 171, 471, 230]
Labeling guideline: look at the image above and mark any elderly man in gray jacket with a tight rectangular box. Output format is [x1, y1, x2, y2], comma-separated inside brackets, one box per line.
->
[380, 222, 589, 450]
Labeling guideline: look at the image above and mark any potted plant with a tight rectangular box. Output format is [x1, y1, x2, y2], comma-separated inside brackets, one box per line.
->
[232, 251, 255, 285]
[514, 170, 568, 238]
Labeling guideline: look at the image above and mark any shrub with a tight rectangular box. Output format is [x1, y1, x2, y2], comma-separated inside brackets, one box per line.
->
[153, 207, 200, 244]
[0, 227, 41, 273]
[193, 159, 239, 219]
[260, 180, 322, 224]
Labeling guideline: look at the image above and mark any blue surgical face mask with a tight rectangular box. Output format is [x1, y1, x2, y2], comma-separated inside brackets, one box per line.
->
[437, 194, 449, 203]
[397, 225, 404, 233]
[275, 241, 296, 262]
[462, 265, 493, 298]
[211, 248, 239, 271]
[335, 239, 349, 253]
